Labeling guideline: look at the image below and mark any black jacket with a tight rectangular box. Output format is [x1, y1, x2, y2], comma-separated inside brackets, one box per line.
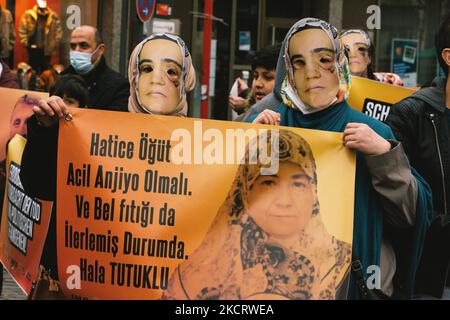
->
[62, 56, 129, 112]
[386, 76, 450, 298]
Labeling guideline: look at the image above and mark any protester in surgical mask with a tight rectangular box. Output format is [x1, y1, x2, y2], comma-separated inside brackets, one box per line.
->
[60, 25, 129, 112]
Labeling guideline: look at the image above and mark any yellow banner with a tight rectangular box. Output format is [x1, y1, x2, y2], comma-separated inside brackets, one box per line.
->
[57, 109, 356, 300]
[347, 76, 417, 122]
[0, 135, 53, 294]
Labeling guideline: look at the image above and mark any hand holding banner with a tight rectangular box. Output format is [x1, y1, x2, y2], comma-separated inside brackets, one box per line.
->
[56, 109, 355, 300]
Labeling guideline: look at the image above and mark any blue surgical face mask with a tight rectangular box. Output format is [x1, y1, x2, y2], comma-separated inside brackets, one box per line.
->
[70, 48, 98, 75]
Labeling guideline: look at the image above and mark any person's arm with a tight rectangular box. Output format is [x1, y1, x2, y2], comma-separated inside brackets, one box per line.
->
[238, 88, 250, 99]
[0, 61, 19, 89]
[229, 95, 250, 115]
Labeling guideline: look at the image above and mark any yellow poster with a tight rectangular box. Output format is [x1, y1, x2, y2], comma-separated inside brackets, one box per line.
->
[56, 108, 356, 300]
[347, 76, 417, 122]
[0, 135, 53, 294]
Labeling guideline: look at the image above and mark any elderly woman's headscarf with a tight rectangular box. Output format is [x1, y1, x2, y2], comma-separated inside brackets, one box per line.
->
[281, 18, 351, 115]
[163, 130, 351, 300]
[128, 33, 196, 117]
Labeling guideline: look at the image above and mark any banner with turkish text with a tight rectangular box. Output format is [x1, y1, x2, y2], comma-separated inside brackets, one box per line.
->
[57, 108, 356, 300]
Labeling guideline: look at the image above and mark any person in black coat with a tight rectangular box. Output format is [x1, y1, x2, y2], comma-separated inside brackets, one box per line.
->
[385, 15, 450, 299]
[62, 25, 129, 112]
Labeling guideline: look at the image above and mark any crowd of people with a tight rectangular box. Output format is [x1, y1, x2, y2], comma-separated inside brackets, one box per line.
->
[0, 12, 449, 300]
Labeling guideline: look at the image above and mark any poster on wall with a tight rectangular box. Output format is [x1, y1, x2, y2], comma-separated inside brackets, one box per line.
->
[391, 39, 419, 87]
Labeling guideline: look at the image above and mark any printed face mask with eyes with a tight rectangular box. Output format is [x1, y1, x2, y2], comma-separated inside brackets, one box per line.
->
[288, 29, 340, 110]
[342, 33, 371, 78]
[137, 39, 183, 115]
[246, 161, 315, 239]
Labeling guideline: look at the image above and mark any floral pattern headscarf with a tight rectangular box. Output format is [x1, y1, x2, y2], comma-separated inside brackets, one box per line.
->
[281, 18, 351, 115]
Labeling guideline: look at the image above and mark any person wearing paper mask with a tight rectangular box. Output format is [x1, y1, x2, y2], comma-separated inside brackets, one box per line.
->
[251, 18, 432, 300]
[128, 33, 196, 116]
[60, 25, 129, 112]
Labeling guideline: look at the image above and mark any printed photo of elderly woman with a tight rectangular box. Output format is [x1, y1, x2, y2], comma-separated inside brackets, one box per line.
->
[162, 129, 352, 300]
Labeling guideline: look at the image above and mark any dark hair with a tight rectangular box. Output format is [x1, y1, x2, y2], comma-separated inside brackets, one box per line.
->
[251, 44, 282, 72]
[436, 15, 450, 77]
[51, 75, 89, 108]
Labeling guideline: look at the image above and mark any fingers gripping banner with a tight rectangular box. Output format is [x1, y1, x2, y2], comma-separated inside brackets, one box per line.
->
[57, 109, 356, 300]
